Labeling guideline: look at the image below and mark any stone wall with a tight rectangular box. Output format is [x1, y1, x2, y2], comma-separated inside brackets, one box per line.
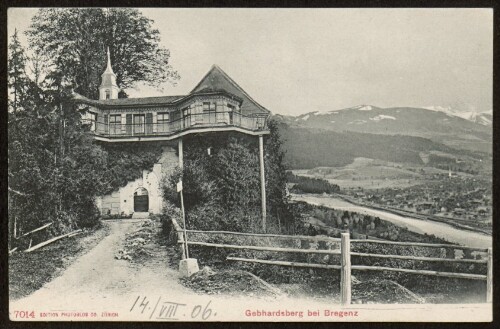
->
[101, 190, 121, 215]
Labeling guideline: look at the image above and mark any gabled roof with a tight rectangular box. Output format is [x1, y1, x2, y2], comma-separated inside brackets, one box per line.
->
[190, 65, 270, 115]
[94, 95, 185, 106]
[72, 91, 243, 109]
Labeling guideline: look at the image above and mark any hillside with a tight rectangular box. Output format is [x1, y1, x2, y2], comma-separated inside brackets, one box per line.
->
[276, 105, 492, 153]
[276, 122, 488, 171]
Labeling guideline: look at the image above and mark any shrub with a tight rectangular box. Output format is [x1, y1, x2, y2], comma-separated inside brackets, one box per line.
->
[160, 128, 302, 234]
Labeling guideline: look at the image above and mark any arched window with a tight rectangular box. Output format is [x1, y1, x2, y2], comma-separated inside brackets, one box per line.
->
[105, 89, 111, 99]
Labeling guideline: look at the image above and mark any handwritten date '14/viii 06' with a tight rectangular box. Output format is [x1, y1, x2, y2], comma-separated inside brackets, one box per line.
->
[130, 296, 216, 321]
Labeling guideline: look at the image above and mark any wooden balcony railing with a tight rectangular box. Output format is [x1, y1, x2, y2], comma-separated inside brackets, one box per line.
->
[84, 111, 269, 138]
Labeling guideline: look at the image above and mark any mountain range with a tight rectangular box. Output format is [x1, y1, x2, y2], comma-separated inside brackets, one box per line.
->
[273, 105, 492, 171]
[275, 105, 492, 153]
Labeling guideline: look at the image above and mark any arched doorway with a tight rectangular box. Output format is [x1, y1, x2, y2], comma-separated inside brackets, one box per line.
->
[134, 187, 149, 212]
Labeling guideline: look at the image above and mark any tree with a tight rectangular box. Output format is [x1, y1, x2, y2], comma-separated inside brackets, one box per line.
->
[9, 9, 181, 249]
[8, 83, 109, 242]
[8, 29, 28, 113]
[264, 119, 307, 232]
[28, 49, 48, 86]
[8, 32, 111, 247]
[8, 30, 30, 248]
[27, 8, 179, 99]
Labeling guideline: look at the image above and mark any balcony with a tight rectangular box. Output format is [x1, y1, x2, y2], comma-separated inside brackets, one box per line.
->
[85, 111, 270, 142]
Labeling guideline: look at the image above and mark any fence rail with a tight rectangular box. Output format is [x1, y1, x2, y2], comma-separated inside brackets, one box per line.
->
[180, 240, 341, 255]
[17, 222, 52, 239]
[350, 251, 488, 264]
[351, 238, 488, 252]
[350, 265, 487, 280]
[227, 257, 342, 270]
[185, 229, 341, 242]
[171, 218, 492, 304]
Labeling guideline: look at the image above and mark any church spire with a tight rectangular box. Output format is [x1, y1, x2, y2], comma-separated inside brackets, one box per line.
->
[104, 47, 114, 74]
[99, 46, 120, 100]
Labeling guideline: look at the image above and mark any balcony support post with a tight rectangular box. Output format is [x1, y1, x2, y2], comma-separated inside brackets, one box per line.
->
[259, 134, 266, 232]
[178, 138, 184, 169]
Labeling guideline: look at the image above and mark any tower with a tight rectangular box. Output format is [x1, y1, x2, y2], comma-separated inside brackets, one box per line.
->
[99, 47, 120, 100]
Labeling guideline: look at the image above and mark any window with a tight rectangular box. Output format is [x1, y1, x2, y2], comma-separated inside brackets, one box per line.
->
[227, 104, 235, 125]
[203, 102, 216, 113]
[146, 113, 153, 134]
[109, 114, 121, 135]
[157, 112, 169, 122]
[88, 112, 97, 131]
[157, 112, 169, 133]
[203, 102, 216, 124]
[171, 110, 181, 121]
[133, 114, 145, 134]
[105, 89, 111, 99]
[182, 107, 192, 127]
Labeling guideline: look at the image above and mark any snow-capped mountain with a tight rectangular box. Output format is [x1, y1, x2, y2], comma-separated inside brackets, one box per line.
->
[288, 104, 492, 126]
[424, 106, 492, 126]
[274, 105, 492, 153]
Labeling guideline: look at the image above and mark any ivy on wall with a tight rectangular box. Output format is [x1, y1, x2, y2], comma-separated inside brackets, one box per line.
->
[99, 142, 165, 195]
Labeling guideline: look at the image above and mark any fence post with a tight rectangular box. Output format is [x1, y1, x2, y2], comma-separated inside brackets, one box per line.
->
[341, 233, 351, 306]
[172, 218, 186, 260]
[487, 248, 492, 303]
[178, 230, 186, 260]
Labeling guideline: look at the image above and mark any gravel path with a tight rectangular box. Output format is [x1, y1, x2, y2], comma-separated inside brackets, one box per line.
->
[10, 219, 194, 313]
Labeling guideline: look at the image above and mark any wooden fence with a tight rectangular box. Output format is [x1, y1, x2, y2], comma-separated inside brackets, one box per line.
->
[9, 222, 83, 254]
[171, 219, 492, 304]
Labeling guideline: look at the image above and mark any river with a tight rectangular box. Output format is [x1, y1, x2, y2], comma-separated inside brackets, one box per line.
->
[292, 194, 492, 249]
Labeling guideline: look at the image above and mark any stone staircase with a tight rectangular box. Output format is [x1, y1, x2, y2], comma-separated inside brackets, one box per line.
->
[132, 212, 150, 219]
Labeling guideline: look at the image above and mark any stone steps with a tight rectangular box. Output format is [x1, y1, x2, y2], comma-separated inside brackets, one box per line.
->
[132, 212, 150, 219]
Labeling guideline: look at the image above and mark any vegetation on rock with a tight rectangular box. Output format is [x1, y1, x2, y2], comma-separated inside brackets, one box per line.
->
[161, 120, 301, 234]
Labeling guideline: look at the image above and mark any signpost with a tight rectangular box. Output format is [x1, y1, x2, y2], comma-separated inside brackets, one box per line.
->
[177, 178, 198, 278]
[177, 180, 189, 259]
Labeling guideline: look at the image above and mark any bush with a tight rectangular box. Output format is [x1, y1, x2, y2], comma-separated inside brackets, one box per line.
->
[160, 128, 301, 234]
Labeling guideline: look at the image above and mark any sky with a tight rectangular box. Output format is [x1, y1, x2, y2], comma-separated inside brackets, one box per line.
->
[8, 8, 493, 116]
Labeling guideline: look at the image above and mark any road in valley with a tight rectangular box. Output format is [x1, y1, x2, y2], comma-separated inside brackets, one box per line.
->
[293, 194, 492, 249]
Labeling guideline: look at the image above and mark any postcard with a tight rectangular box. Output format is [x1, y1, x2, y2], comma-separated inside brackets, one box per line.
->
[7, 7, 493, 322]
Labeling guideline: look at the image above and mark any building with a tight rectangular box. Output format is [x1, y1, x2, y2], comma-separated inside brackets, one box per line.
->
[73, 49, 271, 224]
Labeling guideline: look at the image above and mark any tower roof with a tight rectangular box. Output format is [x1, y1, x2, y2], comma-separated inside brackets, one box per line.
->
[103, 47, 115, 75]
[100, 47, 118, 89]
